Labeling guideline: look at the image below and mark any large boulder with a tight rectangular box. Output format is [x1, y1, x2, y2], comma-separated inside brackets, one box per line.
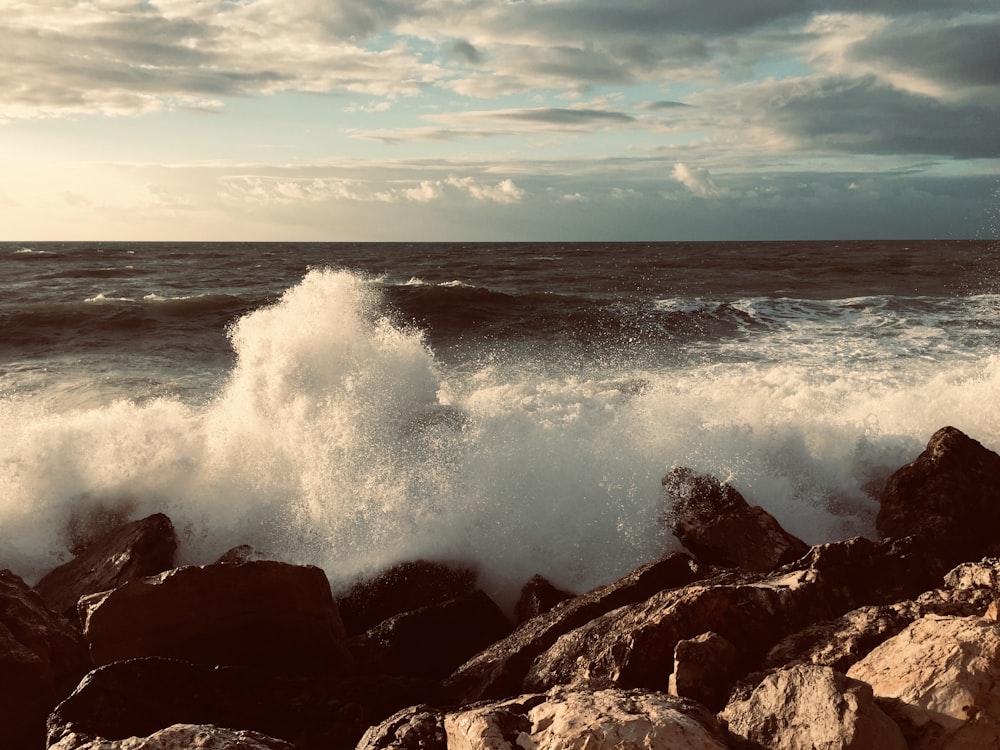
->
[443, 552, 701, 704]
[720, 664, 906, 750]
[878, 426, 1000, 564]
[0, 569, 90, 749]
[663, 467, 809, 573]
[336, 560, 478, 636]
[358, 688, 730, 750]
[668, 631, 737, 711]
[847, 613, 1000, 749]
[48, 656, 440, 750]
[349, 591, 512, 679]
[79, 561, 352, 676]
[49, 723, 295, 750]
[34, 513, 178, 623]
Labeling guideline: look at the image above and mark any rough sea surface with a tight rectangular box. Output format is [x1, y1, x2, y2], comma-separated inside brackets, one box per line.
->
[2, 240, 998, 606]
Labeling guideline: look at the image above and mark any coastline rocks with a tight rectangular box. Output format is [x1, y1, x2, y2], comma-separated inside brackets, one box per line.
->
[79, 560, 352, 676]
[878, 426, 1000, 563]
[847, 613, 1000, 749]
[34, 513, 178, 623]
[663, 467, 809, 573]
[720, 664, 906, 750]
[348, 591, 512, 679]
[48, 656, 440, 750]
[0, 569, 90, 749]
[668, 631, 738, 711]
[50, 723, 295, 750]
[515, 574, 573, 624]
[337, 560, 478, 636]
[443, 552, 701, 704]
[358, 688, 730, 750]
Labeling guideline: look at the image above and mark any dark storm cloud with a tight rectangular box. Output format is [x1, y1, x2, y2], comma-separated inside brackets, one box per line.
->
[495, 108, 635, 125]
[767, 76, 1000, 158]
[637, 101, 693, 111]
[448, 40, 484, 65]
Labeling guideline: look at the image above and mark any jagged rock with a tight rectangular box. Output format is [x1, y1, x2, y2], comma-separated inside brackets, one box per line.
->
[762, 601, 922, 675]
[515, 574, 573, 624]
[79, 561, 352, 676]
[49, 723, 295, 750]
[663, 467, 809, 573]
[48, 656, 441, 750]
[0, 569, 90, 749]
[847, 614, 1000, 749]
[443, 552, 701, 704]
[720, 664, 906, 750]
[213, 544, 261, 564]
[878, 426, 1000, 565]
[357, 688, 730, 750]
[668, 631, 737, 711]
[34, 513, 178, 623]
[348, 591, 512, 679]
[336, 560, 478, 636]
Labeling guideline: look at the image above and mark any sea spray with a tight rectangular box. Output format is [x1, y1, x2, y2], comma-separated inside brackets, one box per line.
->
[3, 266, 1000, 609]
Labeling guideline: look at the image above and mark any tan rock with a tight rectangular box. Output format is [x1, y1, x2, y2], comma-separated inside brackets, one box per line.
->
[847, 614, 1000, 749]
[48, 723, 294, 749]
[720, 664, 906, 750]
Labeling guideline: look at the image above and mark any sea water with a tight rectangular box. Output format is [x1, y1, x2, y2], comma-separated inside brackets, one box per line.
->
[2, 241, 998, 607]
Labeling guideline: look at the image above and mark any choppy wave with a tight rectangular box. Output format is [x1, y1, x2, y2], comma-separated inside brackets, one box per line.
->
[4, 268, 1000, 610]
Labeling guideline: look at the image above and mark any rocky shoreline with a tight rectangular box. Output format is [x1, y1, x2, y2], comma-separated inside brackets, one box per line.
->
[4, 425, 1000, 749]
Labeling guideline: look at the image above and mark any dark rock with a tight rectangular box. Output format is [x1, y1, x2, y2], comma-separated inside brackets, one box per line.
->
[49, 723, 296, 750]
[443, 552, 701, 704]
[348, 591, 512, 679]
[668, 631, 737, 711]
[0, 569, 90, 750]
[336, 560, 478, 636]
[663, 467, 809, 573]
[79, 561, 353, 677]
[515, 574, 573, 624]
[355, 705, 447, 750]
[214, 544, 261, 564]
[34, 513, 178, 623]
[48, 656, 441, 750]
[878, 426, 1000, 565]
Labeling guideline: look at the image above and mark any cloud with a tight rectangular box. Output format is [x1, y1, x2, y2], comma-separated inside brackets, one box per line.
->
[672, 163, 718, 198]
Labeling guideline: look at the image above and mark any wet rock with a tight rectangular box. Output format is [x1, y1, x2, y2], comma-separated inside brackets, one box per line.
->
[515, 574, 573, 624]
[663, 467, 809, 572]
[668, 631, 737, 711]
[79, 560, 352, 677]
[444, 552, 701, 704]
[49, 723, 295, 750]
[720, 664, 906, 750]
[47, 656, 440, 750]
[213, 544, 261, 564]
[357, 688, 730, 750]
[349, 591, 512, 679]
[337, 560, 478, 636]
[0, 569, 90, 750]
[847, 613, 1000, 749]
[34, 513, 177, 623]
[878, 426, 1000, 565]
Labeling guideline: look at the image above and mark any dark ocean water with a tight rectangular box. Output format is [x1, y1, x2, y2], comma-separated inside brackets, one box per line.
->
[2, 240, 999, 604]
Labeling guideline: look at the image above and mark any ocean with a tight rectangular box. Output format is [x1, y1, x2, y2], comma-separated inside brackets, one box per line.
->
[2, 240, 999, 607]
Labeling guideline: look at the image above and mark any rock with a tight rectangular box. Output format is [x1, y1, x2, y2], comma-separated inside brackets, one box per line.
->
[444, 552, 701, 704]
[79, 561, 352, 677]
[663, 467, 809, 573]
[847, 613, 1000, 749]
[349, 591, 512, 679]
[34, 513, 178, 623]
[668, 631, 737, 711]
[878, 426, 1000, 565]
[213, 544, 261, 564]
[720, 664, 906, 750]
[762, 601, 922, 675]
[0, 569, 90, 749]
[515, 574, 573, 624]
[358, 688, 730, 750]
[49, 723, 295, 750]
[48, 656, 441, 750]
[337, 560, 478, 636]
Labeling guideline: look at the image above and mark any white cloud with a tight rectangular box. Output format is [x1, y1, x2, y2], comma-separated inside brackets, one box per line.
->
[671, 162, 718, 198]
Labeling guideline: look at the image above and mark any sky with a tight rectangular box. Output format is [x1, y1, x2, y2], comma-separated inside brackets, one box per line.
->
[2, 0, 999, 241]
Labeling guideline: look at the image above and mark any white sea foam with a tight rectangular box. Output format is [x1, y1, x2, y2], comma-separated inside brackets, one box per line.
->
[3, 269, 1000, 609]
